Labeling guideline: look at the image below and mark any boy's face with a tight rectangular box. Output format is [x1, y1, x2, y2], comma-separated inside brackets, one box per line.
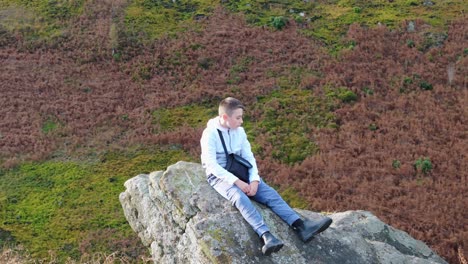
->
[223, 108, 244, 129]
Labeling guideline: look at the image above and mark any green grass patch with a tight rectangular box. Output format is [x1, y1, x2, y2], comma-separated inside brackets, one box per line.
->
[152, 104, 217, 132]
[280, 187, 308, 209]
[2, 0, 464, 52]
[223, 0, 316, 27]
[1, 0, 84, 21]
[227, 56, 254, 85]
[0, 147, 193, 262]
[41, 117, 61, 134]
[0, 0, 84, 47]
[123, 0, 217, 43]
[222, 0, 467, 54]
[249, 86, 338, 164]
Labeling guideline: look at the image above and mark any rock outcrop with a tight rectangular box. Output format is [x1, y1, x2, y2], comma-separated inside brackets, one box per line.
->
[119, 161, 447, 264]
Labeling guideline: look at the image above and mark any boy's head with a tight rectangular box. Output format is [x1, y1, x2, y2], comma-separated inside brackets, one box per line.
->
[218, 97, 245, 129]
[218, 97, 245, 117]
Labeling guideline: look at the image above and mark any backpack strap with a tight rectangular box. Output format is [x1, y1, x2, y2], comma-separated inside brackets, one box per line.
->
[217, 129, 229, 160]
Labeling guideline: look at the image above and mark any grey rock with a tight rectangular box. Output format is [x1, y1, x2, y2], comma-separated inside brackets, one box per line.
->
[423, 0, 434, 7]
[407, 21, 416, 32]
[119, 161, 447, 264]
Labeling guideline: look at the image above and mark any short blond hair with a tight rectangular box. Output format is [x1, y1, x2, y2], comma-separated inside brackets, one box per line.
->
[219, 97, 245, 117]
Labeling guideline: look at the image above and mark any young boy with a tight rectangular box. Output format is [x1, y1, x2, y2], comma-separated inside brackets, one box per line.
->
[200, 97, 332, 256]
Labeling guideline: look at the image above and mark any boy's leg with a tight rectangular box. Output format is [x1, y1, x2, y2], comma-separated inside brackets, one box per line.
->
[253, 180, 332, 243]
[208, 175, 269, 237]
[252, 180, 301, 226]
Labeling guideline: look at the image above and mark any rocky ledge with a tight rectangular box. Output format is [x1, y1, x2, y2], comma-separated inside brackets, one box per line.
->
[119, 161, 446, 264]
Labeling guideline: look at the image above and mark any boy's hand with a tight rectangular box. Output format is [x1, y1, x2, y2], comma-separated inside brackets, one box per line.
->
[235, 179, 250, 194]
[247, 181, 259, 196]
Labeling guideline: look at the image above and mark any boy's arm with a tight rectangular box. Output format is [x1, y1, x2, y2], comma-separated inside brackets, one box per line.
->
[239, 128, 260, 183]
[200, 128, 239, 185]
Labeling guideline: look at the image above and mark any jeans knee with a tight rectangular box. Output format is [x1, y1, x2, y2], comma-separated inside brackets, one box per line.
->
[265, 193, 283, 206]
[228, 188, 244, 202]
[231, 192, 252, 209]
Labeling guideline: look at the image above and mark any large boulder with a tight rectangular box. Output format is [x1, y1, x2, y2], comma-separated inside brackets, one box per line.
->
[119, 161, 447, 264]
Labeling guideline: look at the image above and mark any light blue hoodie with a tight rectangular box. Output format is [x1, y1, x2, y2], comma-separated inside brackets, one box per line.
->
[200, 116, 260, 185]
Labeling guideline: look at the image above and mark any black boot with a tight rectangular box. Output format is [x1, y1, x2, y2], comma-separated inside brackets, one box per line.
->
[261, 232, 284, 256]
[292, 217, 333, 242]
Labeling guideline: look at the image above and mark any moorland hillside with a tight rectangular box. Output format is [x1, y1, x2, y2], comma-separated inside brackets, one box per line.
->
[0, 0, 466, 263]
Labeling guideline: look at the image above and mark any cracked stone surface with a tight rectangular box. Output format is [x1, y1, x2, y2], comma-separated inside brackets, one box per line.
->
[119, 161, 447, 264]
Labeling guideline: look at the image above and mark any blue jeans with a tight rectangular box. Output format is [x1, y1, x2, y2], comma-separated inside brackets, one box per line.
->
[207, 175, 300, 237]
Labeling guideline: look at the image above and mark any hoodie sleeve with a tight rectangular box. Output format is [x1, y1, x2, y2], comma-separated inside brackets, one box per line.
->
[239, 128, 261, 183]
[200, 127, 239, 185]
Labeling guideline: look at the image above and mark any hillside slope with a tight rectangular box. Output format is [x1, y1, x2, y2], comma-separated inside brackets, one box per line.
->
[0, 0, 467, 263]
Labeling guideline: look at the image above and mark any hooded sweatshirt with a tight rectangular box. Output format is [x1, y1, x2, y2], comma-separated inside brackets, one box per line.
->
[200, 116, 260, 185]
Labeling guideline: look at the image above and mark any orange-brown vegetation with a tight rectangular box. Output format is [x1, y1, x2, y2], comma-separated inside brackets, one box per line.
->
[0, 6, 466, 263]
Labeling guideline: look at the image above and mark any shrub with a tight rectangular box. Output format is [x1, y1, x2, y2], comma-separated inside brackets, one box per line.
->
[403, 76, 413, 85]
[362, 86, 374, 95]
[406, 0, 419, 6]
[338, 89, 358, 103]
[42, 120, 58, 134]
[392, 160, 401, 169]
[326, 87, 358, 103]
[270, 16, 287, 30]
[353, 7, 362, 14]
[369, 123, 378, 131]
[112, 52, 122, 61]
[419, 81, 433, 90]
[414, 157, 433, 174]
[294, 15, 305, 24]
